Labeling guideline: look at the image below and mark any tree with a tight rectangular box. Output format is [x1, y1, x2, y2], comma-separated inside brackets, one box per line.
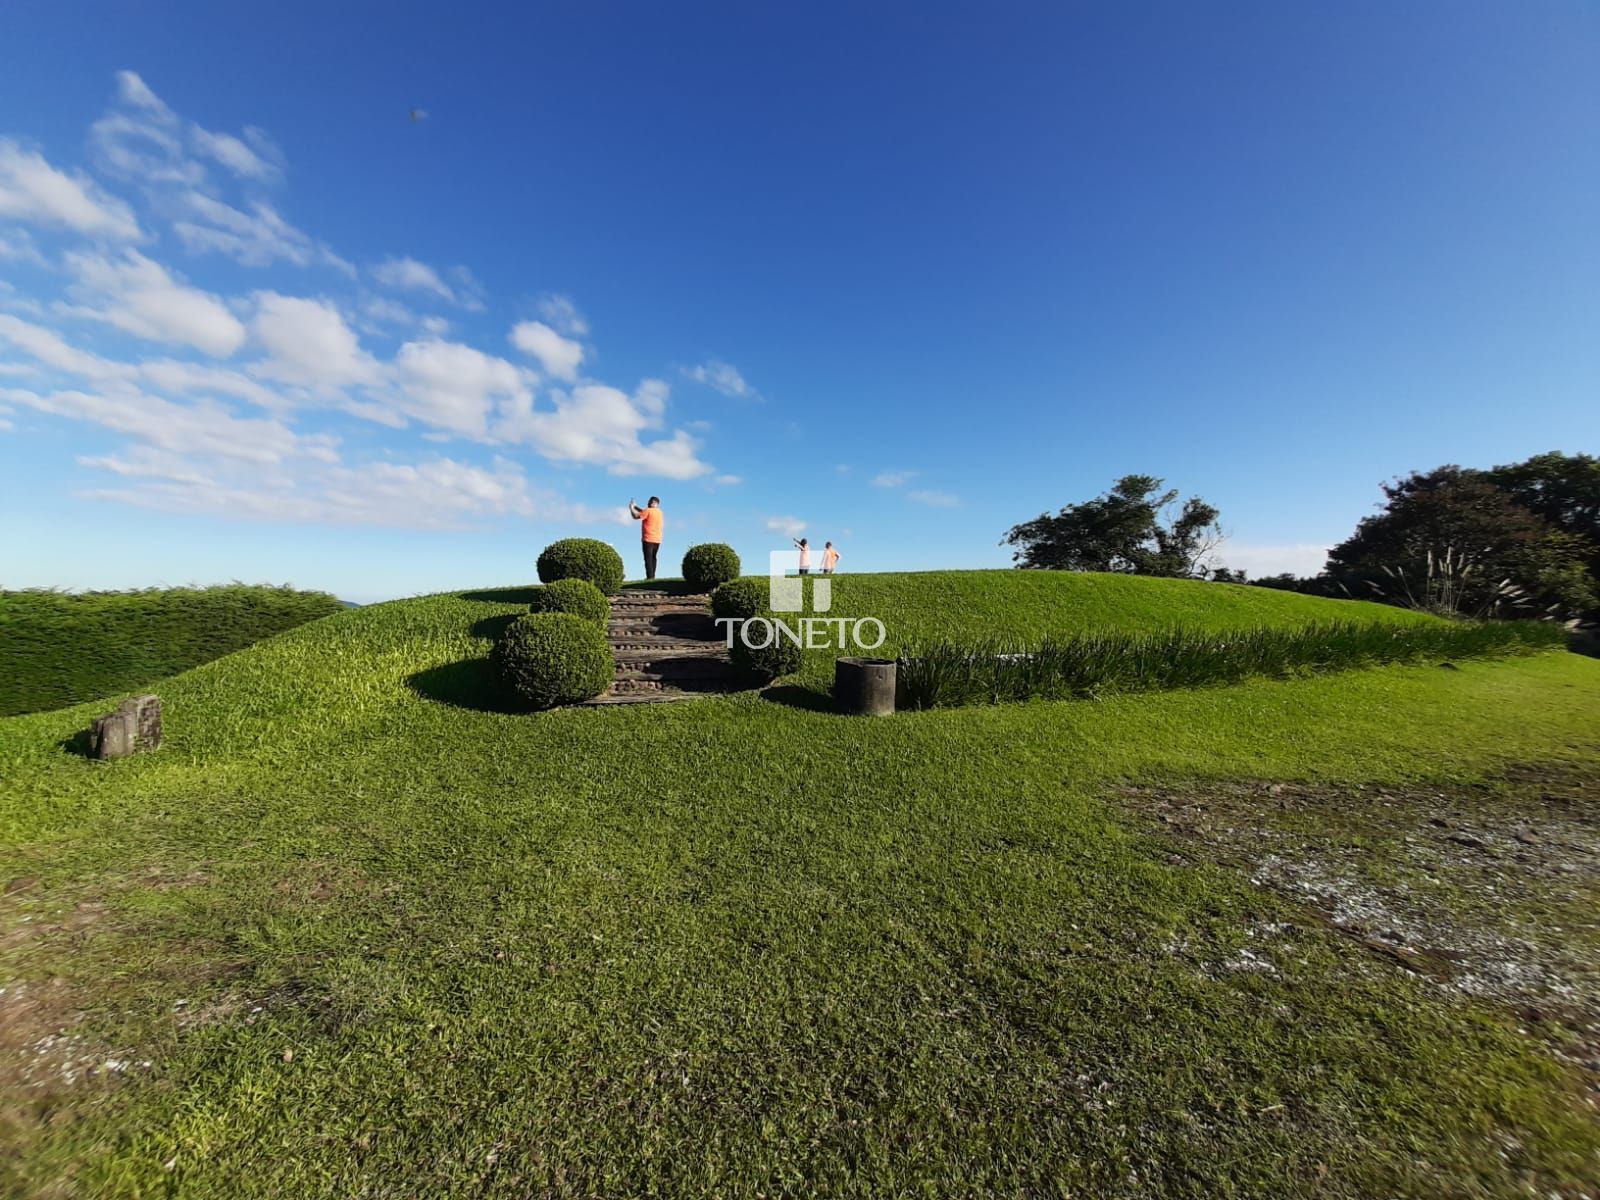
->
[1002, 474, 1222, 577]
[1327, 465, 1596, 617]
[1485, 451, 1600, 579]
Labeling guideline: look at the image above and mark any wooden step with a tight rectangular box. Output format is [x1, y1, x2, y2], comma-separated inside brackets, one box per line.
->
[613, 645, 728, 663]
[615, 661, 739, 682]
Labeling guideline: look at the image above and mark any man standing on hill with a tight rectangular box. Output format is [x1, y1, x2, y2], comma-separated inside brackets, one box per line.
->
[629, 496, 664, 580]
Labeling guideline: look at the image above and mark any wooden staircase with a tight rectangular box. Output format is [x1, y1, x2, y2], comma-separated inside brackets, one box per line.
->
[584, 589, 743, 705]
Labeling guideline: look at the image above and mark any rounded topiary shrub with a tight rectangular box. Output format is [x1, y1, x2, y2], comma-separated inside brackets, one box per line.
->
[492, 612, 614, 709]
[536, 538, 625, 594]
[711, 577, 767, 621]
[730, 612, 804, 683]
[527, 578, 610, 626]
[681, 543, 742, 592]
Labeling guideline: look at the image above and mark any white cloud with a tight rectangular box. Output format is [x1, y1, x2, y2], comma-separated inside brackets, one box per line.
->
[190, 126, 279, 181]
[394, 338, 530, 437]
[63, 249, 246, 357]
[5, 385, 335, 465]
[765, 515, 807, 538]
[137, 359, 286, 410]
[0, 139, 142, 239]
[91, 72, 207, 187]
[536, 294, 588, 336]
[714, 474, 743, 486]
[251, 293, 382, 390]
[174, 193, 350, 272]
[373, 257, 484, 310]
[0, 230, 47, 266]
[0, 314, 134, 382]
[908, 488, 959, 508]
[685, 359, 759, 400]
[361, 296, 414, 327]
[873, 469, 915, 488]
[497, 378, 709, 479]
[509, 320, 584, 381]
[74, 449, 608, 531]
[1213, 542, 1331, 579]
[78, 444, 217, 487]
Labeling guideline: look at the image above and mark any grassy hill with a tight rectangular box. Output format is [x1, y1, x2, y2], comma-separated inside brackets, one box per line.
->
[0, 585, 344, 717]
[639, 568, 1436, 688]
[2, 571, 1598, 1197]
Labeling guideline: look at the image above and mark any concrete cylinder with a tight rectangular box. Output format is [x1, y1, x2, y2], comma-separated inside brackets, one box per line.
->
[833, 657, 897, 716]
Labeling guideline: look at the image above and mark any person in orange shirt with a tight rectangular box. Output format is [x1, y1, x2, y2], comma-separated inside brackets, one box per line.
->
[821, 541, 840, 574]
[629, 495, 664, 580]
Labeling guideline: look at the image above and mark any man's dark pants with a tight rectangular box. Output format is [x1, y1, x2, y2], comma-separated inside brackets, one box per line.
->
[642, 541, 660, 580]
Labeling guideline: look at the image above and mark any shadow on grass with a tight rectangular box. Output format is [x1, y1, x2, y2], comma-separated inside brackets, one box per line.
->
[469, 613, 518, 641]
[58, 728, 95, 758]
[459, 587, 538, 605]
[407, 658, 527, 714]
[758, 684, 838, 713]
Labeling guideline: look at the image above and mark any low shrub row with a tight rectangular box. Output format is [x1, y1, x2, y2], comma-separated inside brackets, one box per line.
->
[895, 619, 1566, 710]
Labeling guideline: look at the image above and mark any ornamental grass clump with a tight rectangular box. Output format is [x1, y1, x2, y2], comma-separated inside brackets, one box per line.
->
[536, 538, 625, 594]
[895, 619, 1564, 710]
[492, 612, 615, 709]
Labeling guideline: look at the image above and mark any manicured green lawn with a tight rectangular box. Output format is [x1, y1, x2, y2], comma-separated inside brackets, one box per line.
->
[2, 574, 1597, 1197]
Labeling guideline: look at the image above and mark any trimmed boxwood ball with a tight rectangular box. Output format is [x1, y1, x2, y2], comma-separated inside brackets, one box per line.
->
[711, 577, 767, 621]
[537, 537, 625, 594]
[527, 578, 610, 626]
[681, 543, 742, 592]
[492, 612, 614, 709]
[730, 611, 803, 683]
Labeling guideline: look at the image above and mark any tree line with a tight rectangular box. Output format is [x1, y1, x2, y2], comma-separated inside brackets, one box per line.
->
[1002, 452, 1600, 620]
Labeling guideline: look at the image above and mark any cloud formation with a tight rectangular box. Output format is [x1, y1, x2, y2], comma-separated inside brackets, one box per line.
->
[685, 359, 759, 400]
[0, 70, 723, 527]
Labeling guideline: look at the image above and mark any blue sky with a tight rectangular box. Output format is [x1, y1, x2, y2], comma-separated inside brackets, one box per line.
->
[2, 2, 1596, 602]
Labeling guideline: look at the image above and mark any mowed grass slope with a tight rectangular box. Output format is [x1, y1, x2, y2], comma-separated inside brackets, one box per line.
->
[679, 569, 1435, 689]
[0, 586, 344, 717]
[2, 573, 1598, 1198]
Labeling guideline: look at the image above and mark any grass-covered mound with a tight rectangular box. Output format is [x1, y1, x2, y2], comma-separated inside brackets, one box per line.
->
[0, 585, 343, 717]
[708, 569, 1436, 690]
[1, 573, 1596, 1197]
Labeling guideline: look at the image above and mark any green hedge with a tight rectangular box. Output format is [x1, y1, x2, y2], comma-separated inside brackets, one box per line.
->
[681, 543, 742, 592]
[492, 612, 615, 709]
[0, 585, 344, 717]
[710, 577, 768, 621]
[896, 619, 1567, 710]
[730, 611, 804, 683]
[527, 578, 610, 626]
[536, 538, 625, 594]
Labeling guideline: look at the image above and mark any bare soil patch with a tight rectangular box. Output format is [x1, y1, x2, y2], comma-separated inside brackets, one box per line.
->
[1119, 766, 1600, 1078]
